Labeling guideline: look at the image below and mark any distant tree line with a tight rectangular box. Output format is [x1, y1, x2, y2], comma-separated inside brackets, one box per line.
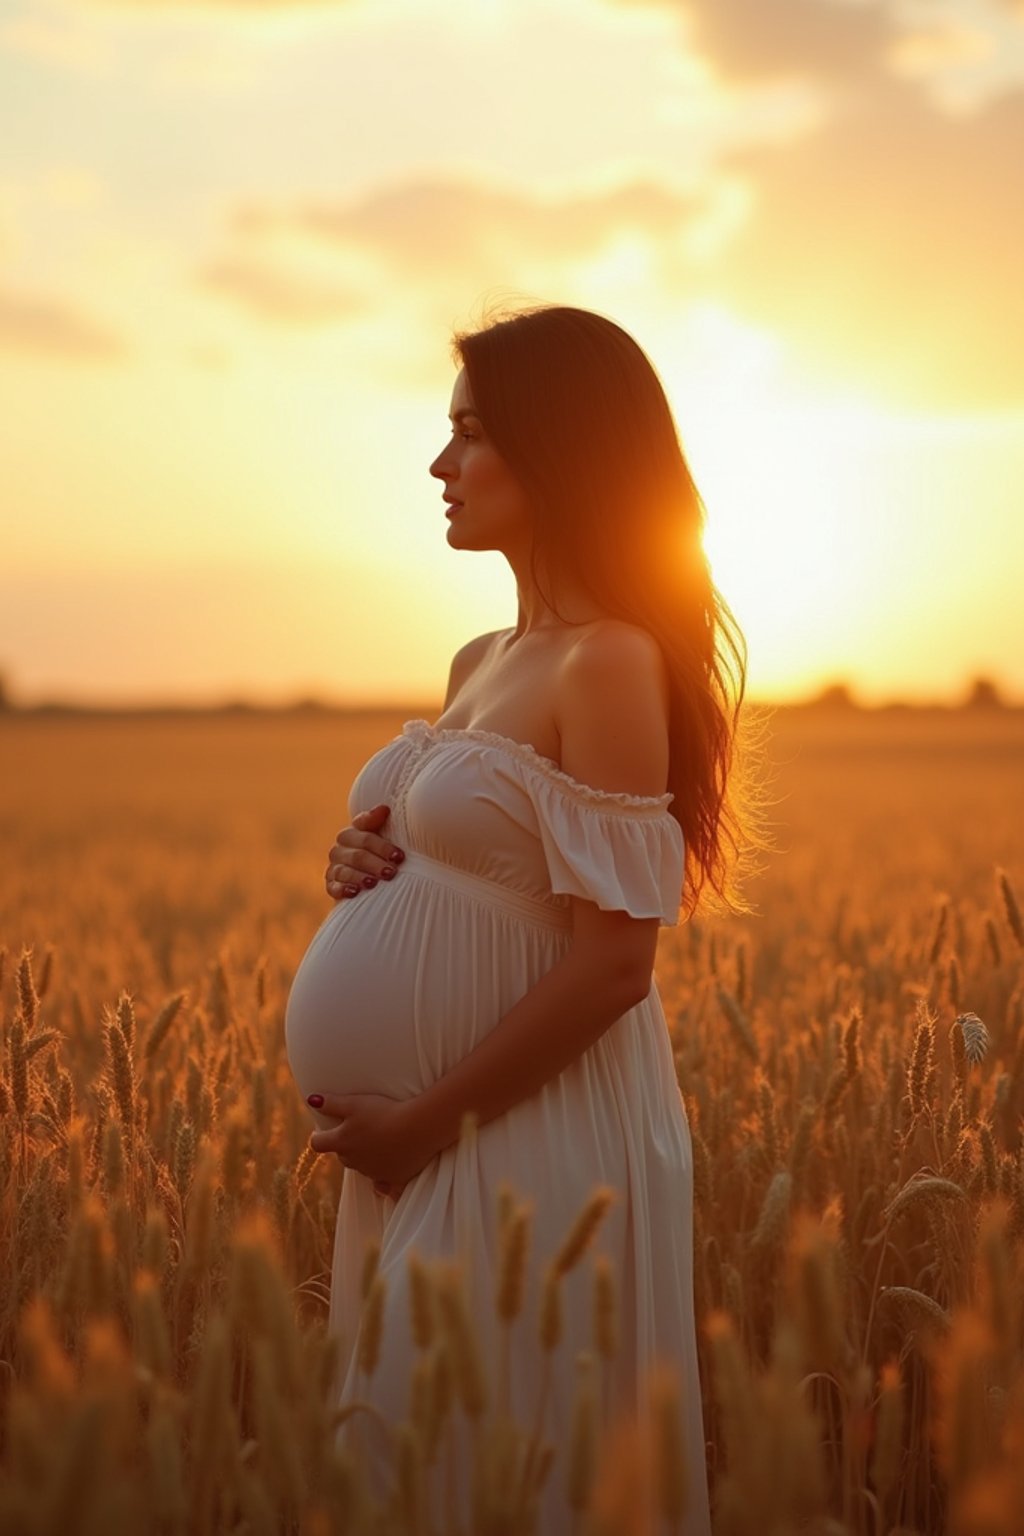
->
[0, 667, 1016, 714]
[803, 675, 1011, 710]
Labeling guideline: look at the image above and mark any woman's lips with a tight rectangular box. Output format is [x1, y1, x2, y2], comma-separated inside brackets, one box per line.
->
[445, 502, 463, 517]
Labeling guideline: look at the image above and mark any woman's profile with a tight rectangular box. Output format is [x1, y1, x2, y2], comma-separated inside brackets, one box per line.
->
[284, 301, 759, 1534]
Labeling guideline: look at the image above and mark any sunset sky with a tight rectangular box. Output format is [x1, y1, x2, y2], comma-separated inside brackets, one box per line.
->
[2, 0, 1023, 707]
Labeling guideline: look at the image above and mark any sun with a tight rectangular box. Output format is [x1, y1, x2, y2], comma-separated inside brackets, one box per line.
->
[682, 395, 882, 699]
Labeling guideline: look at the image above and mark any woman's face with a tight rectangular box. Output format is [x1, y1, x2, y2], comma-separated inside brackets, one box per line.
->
[429, 367, 533, 553]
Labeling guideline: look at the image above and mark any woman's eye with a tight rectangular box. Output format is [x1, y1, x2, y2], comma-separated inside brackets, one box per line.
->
[460, 432, 476, 441]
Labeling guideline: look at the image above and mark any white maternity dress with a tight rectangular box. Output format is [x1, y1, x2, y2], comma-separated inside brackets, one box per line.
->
[284, 718, 712, 1535]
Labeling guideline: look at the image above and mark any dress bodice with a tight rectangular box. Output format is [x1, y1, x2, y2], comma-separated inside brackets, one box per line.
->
[348, 719, 685, 925]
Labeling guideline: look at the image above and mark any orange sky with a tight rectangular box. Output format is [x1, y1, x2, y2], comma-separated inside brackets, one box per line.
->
[2, 0, 1023, 706]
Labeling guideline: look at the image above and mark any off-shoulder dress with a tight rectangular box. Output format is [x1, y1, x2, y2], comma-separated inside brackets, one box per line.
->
[284, 718, 712, 1535]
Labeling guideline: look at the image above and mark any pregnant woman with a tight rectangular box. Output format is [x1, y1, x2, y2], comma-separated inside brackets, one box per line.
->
[285, 302, 756, 1534]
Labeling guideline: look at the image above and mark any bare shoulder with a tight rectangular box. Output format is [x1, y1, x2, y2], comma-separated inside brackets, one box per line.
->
[453, 628, 505, 669]
[560, 620, 669, 712]
[556, 620, 671, 797]
[442, 629, 506, 708]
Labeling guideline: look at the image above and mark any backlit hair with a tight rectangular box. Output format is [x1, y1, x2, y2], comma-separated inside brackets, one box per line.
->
[451, 299, 773, 918]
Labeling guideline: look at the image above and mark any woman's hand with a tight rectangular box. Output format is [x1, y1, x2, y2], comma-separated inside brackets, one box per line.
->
[326, 804, 405, 899]
[307, 1091, 435, 1192]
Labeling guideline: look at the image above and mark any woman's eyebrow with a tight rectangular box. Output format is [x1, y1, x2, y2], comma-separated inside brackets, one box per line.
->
[448, 408, 480, 423]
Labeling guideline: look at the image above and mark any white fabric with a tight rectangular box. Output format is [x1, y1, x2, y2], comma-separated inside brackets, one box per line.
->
[284, 718, 712, 1534]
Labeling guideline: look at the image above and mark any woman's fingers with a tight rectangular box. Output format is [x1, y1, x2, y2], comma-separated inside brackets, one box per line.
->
[340, 805, 383, 839]
[326, 867, 361, 898]
[325, 805, 405, 898]
[308, 1091, 347, 1118]
[309, 1128, 343, 1154]
[337, 804, 389, 842]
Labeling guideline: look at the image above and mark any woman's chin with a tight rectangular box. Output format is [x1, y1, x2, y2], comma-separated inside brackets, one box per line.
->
[446, 522, 499, 553]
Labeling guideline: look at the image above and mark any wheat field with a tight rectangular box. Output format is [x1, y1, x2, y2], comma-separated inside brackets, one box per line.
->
[1, 703, 1023, 1535]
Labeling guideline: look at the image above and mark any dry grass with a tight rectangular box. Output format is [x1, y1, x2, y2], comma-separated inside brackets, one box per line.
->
[1, 703, 1023, 1533]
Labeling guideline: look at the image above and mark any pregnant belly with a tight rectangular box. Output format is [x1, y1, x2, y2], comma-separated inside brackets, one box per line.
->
[285, 862, 570, 1133]
[284, 890, 428, 1128]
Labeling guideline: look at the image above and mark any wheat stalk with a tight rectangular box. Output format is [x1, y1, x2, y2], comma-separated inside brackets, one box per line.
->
[996, 867, 1024, 949]
[553, 1186, 616, 1276]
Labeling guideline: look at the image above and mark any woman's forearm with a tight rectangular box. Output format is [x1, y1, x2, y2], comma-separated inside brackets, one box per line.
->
[408, 950, 647, 1158]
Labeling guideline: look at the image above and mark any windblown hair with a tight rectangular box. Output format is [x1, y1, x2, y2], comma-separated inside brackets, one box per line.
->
[451, 299, 773, 919]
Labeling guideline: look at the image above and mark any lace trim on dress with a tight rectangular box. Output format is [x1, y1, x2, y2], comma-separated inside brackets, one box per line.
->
[401, 718, 675, 815]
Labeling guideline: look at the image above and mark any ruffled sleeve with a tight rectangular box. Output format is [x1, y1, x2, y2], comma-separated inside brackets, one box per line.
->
[523, 762, 685, 926]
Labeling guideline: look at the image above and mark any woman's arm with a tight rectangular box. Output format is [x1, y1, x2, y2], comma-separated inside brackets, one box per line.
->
[308, 938, 652, 1185]
[408, 945, 649, 1156]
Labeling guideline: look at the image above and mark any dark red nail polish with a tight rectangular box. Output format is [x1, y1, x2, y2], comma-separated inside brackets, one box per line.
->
[390, 849, 405, 863]
[307, 1094, 324, 1108]
[362, 875, 377, 888]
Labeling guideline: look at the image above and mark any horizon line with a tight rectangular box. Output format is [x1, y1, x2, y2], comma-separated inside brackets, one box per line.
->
[2, 684, 1022, 716]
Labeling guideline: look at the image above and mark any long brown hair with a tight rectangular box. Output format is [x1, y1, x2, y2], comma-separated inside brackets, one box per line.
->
[451, 299, 772, 919]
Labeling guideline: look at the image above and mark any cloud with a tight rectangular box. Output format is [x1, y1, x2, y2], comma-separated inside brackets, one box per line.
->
[675, 0, 898, 84]
[618, 0, 1023, 100]
[595, 0, 1024, 406]
[196, 172, 730, 392]
[203, 174, 715, 322]
[733, 89, 1024, 405]
[884, 19, 995, 78]
[196, 255, 363, 324]
[192, 0, 1024, 407]
[0, 286, 128, 360]
[290, 174, 711, 268]
[205, 111, 1023, 408]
